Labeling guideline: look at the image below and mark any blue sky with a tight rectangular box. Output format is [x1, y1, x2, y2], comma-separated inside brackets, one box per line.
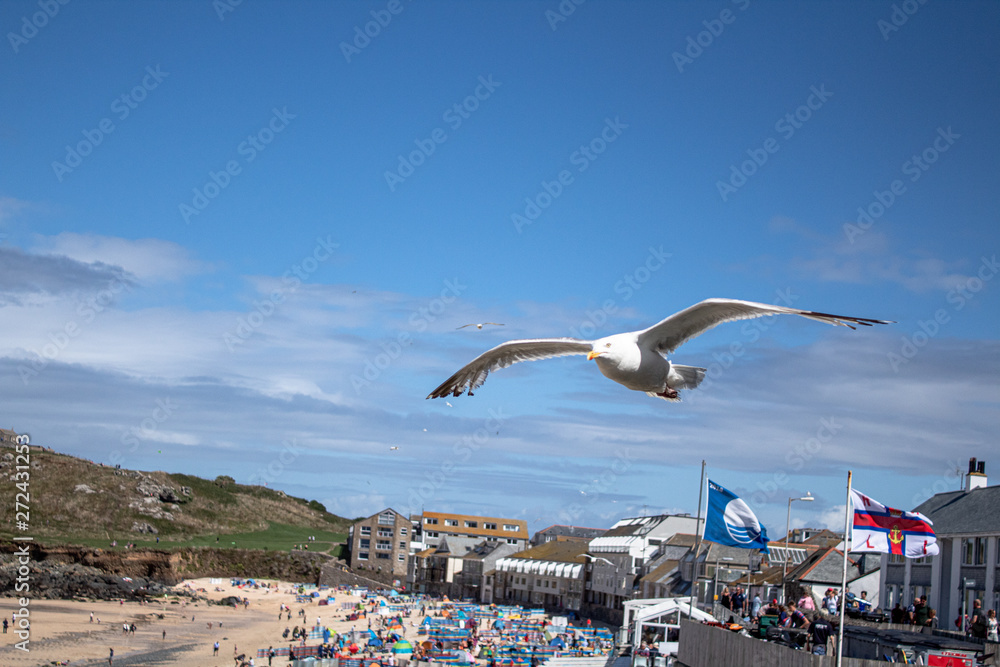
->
[2, 0, 998, 537]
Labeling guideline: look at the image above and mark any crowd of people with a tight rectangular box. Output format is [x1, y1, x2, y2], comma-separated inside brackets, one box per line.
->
[890, 594, 937, 627]
[952, 598, 1000, 642]
[716, 586, 866, 656]
[716, 583, 1000, 656]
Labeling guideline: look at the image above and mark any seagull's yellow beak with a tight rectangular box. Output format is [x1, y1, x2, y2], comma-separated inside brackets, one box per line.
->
[587, 351, 602, 361]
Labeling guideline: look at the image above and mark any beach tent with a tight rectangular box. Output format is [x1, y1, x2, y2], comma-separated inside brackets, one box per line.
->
[392, 640, 413, 656]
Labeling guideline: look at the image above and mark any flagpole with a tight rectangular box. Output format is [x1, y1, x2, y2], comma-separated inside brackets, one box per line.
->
[690, 460, 706, 617]
[836, 470, 852, 667]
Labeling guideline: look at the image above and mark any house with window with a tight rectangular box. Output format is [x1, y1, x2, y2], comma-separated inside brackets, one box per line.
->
[585, 513, 702, 621]
[880, 459, 999, 626]
[459, 540, 522, 602]
[494, 539, 589, 610]
[530, 524, 607, 546]
[418, 511, 528, 549]
[347, 508, 411, 578]
[414, 535, 484, 598]
[0, 428, 23, 446]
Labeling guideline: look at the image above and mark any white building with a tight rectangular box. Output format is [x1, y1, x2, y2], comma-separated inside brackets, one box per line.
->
[880, 458, 1000, 625]
[586, 514, 702, 612]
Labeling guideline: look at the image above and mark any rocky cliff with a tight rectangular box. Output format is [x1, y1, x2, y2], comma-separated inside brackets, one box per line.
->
[0, 544, 330, 599]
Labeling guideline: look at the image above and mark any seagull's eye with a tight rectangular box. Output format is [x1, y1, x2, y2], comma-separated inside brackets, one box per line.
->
[604, 343, 611, 348]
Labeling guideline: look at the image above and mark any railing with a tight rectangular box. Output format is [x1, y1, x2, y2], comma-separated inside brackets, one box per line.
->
[676, 619, 889, 667]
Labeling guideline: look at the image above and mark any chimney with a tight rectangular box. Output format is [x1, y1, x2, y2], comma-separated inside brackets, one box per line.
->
[966, 459, 987, 491]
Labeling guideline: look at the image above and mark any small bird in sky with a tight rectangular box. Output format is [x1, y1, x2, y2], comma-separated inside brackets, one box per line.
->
[456, 322, 505, 330]
[389, 446, 399, 450]
[428, 298, 891, 403]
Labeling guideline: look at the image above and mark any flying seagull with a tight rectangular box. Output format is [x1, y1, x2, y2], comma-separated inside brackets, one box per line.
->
[456, 322, 505, 330]
[427, 298, 891, 402]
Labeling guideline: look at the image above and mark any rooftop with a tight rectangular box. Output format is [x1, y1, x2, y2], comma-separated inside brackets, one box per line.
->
[914, 484, 1000, 535]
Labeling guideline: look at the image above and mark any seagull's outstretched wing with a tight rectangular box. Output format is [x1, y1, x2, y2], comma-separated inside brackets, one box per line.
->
[637, 298, 893, 355]
[427, 338, 592, 398]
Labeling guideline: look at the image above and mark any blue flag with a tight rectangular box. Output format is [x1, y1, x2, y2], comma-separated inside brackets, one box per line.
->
[704, 480, 770, 553]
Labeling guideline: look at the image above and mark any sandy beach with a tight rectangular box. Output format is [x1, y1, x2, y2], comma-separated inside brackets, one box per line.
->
[0, 578, 384, 666]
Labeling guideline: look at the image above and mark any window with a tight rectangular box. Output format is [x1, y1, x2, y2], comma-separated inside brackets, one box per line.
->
[444, 519, 458, 527]
[465, 521, 478, 528]
[962, 537, 987, 565]
[400, 527, 408, 536]
[360, 526, 371, 535]
[358, 552, 369, 561]
[379, 512, 395, 525]
[377, 540, 392, 550]
[484, 523, 497, 530]
[426, 531, 439, 538]
[425, 517, 438, 525]
[377, 552, 390, 560]
[359, 539, 370, 548]
[398, 554, 406, 562]
[503, 524, 518, 532]
[400, 541, 406, 549]
[506, 538, 519, 545]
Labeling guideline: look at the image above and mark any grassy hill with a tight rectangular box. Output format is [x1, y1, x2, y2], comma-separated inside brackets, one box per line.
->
[0, 447, 351, 554]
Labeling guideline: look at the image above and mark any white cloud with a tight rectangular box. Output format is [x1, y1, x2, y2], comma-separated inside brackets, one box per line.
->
[757, 221, 979, 293]
[30, 233, 208, 283]
[817, 504, 848, 531]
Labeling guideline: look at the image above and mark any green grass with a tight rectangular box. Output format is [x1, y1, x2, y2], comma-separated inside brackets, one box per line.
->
[62, 521, 347, 554]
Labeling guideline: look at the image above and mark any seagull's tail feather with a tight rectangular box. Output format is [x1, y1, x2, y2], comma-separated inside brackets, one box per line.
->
[671, 364, 706, 390]
[646, 391, 682, 403]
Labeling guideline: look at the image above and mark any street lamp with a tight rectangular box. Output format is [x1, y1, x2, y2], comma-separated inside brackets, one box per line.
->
[781, 493, 814, 603]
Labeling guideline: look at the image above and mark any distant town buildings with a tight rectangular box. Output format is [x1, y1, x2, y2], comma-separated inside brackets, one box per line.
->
[344, 458, 1000, 623]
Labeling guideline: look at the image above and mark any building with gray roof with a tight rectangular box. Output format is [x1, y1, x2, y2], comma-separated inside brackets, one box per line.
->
[880, 458, 999, 626]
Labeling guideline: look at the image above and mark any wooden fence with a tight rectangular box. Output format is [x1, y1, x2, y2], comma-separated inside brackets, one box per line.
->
[676, 620, 887, 667]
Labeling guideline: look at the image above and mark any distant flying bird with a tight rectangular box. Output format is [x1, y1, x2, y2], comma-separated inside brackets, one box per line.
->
[389, 446, 399, 450]
[456, 322, 505, 330]
[427, 298, 891, 403]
